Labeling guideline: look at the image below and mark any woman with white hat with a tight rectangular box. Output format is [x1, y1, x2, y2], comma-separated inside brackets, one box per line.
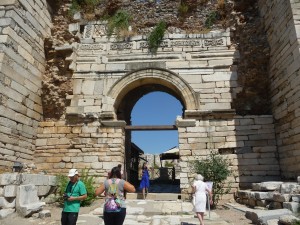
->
[192, 174, 212, 225]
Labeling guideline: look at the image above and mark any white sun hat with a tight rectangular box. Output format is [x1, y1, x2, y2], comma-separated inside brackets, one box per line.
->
[68, 169, 78, 177]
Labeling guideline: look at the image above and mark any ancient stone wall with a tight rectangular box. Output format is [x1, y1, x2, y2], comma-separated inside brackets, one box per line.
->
[0, 173, 56, 218]
[2, 0, 300, 200]
[177, 115, 280, 199]
[35, 120, 125, 183]
[258, 0, 300, 179]
[67, 25, 237, 117]
[0, 0, 52, 169]
[34, 19, 282, 197]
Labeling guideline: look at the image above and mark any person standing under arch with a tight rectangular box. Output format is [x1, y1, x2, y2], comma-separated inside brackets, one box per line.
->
[139, 162, 150, 199]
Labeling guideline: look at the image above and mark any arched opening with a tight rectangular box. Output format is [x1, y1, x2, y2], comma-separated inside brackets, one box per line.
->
[107, 68, 199, 119]
[108, 68, 197, 195]
[130, 92, 183, 194]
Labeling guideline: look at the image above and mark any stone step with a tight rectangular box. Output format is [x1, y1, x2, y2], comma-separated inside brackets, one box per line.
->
[126, 192, 181, 201]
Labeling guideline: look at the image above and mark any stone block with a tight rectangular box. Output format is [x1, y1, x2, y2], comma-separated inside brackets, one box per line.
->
[0, 174, 20, 185]
[245, 209, 292, 225]
[254, 191, 273, 200]
[37, 185, 51, 196]
[280, 182, 298, 194]
[48, 175, 57, 186]
[273, 193, 290, 202]
[0, 208, 15, 219]
[283, 202, 299, 213]
[0, 0, 18, 6]
[0, 197, 15, 208]
[3, 185, 17, 197]
[252, 182, 283, 191]
[16, 184, 45, 217]
[39, 209, 51, 218]
[279, 215, 300, 224]
[21, 174, 49, 186]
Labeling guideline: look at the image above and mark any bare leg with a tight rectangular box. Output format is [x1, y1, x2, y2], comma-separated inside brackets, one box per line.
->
[196, 212, 204, 225]
[142, 188, 145, 199]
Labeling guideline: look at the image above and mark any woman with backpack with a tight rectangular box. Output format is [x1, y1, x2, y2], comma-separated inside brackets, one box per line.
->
[95, 166, 136, 225]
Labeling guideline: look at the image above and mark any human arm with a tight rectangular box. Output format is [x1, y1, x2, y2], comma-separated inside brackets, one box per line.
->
[68, 194, 87, 201]
[206, 187, 213, 204]
[192, 185, 196, 194]
[95, 183, 105, 196]
[124, 181, 136, 193]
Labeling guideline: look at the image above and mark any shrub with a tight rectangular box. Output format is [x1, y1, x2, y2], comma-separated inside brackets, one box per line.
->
[205, 11, 219, 28]
[147, 20, 167, 54]
[107, 10, 132, 39]
[79, 168, 96, 206]
[68, 0, 100, 17]
[68, 0, 81, 17]
[191, 151, 232, 208]
[55, 168, 96, 206]
[178, 2, 189, 20]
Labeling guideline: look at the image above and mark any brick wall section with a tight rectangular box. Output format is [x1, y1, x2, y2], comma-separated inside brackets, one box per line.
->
[258, 0, 300, 179]
[35, 121, 125, 183]
[178, 115, 280, 199]
[0, 0, 51, 168]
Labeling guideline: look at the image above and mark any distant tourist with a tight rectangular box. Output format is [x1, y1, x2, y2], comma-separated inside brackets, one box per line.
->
[95, 166, 136, 225]
[61, 169, 87, 225]
[192, 174, 212, 225]
[139, 162, 150, 199]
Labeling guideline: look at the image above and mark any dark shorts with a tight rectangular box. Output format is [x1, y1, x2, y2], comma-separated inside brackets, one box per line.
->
[103, 207, 126, 225]
[61, 211, 78, 225]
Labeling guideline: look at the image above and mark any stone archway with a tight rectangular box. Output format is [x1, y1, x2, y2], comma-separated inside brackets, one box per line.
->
[107, 67, 199, 122]
[107, 67, 198, 188]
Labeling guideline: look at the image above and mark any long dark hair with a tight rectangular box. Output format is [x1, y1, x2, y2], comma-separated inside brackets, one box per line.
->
[109, 166, 121, 179]
[142, 162, 147, 170]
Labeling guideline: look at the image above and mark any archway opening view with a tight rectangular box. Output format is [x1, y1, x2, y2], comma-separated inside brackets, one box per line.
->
[130, 91, 183, 194]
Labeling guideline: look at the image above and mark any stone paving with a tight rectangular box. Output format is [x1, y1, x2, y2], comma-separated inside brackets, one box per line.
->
[77, 199, 230, 225]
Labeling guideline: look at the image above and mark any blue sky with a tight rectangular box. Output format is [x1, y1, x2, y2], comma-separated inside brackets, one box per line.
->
[131, 92, 183, 154]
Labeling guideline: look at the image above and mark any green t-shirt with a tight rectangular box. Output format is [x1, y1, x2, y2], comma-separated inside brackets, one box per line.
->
[63, 180, 87, 213]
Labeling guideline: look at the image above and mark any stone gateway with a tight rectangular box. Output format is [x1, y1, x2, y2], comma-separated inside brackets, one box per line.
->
[0, 0, 299, 200]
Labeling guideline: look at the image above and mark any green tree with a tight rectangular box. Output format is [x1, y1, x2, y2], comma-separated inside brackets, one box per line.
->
[191, 151, 232, 208]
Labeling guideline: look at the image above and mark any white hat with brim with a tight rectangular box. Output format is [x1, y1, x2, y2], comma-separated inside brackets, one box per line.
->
[68, 169, 78, 177]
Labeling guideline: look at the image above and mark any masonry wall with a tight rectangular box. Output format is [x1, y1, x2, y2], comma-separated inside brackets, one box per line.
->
[66, 25, 237, 116]
[35, 120, 125, 184]
[178, 115, 281, 199]
[258, 0, 300, 179]
[0, 0, 52, 168]
[60, 21, 282, 195]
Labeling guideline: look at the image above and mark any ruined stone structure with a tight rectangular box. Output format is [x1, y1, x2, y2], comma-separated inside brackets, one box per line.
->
[0, 0, 300, 200]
